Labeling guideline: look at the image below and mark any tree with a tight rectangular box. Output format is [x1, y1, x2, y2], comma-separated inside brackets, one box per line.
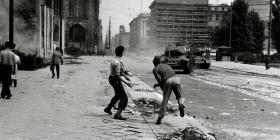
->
[210, 21, 230, 47]
[247, 10, 265, 54]
[272, 0, 280, 54]
[231, 0, 252, 54]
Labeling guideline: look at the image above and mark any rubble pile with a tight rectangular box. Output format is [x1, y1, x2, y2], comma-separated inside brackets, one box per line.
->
[134, 97, 178, 117]
[159, 127, 216, 140]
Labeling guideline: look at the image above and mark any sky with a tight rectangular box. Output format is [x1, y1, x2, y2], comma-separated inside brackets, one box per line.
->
[100, 0, 233, 39]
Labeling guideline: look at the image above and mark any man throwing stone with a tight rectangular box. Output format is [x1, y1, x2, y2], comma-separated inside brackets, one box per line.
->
[152, 56, 185, 124]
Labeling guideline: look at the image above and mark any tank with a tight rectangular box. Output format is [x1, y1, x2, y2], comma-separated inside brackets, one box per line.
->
[159, 45, 211, 74]
[160, 45, 193, 74]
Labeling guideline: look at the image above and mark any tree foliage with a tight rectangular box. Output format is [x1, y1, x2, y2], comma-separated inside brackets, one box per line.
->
[210, 22, 230, 47]
[272, 0, 280, 54]
[231, 0, 252, 53]
[247, 10, 265, 54]
[211, 0, 265, 55]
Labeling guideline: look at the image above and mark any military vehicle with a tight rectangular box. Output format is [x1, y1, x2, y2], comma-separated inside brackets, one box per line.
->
[160, 45, 211, 74]
[188, 47, 211, 69]
[160, 45, 193, 74]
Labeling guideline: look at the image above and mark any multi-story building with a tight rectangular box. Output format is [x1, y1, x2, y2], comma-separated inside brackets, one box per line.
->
[129, 13, 151, 52]
[149, 0, 210, 50]
[208, 4, 229, 30]
[63, 0, 101, 54]
[0, 0, 101, 58]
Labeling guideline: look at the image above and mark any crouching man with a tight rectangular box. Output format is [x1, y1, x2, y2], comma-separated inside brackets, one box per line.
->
[152, 56, 185, 124]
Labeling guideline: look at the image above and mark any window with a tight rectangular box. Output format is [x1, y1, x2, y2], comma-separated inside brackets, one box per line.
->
[216, 15, 220, 21]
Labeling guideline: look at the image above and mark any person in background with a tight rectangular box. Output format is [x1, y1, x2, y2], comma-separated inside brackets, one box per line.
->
[11, 51, 21, 87]
[0, 41, 16, 99]
[51, 47, 63, 79]
[104, 46, 132, 120]
[152, 56, 185, 124]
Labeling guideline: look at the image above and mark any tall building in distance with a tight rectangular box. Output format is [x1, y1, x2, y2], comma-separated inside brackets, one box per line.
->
[149, 0, 210, 50]
[129, 13, 151, 52]
[111, 26, 130, 50]
[118, 25, 130, 50]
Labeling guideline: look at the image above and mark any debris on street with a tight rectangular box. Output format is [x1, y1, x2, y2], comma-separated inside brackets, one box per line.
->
[134, 97, 178, 117]
[159, 127, 216, 140]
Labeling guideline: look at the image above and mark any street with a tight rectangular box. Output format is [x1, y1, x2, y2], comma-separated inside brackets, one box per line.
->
[0, 55, 280, 140]
[128, 54, 280, 140]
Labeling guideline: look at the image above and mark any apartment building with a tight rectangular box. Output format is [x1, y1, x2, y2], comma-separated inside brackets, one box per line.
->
[149, 0, 210, 50]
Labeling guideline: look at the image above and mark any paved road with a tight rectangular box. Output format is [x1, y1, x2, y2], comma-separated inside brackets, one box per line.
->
[0, 56, 157, 140]
[126, 55, 280, 140]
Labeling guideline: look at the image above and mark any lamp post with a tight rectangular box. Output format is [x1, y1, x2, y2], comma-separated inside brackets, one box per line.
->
[267, 0, 273, 70]
[9, 0, 14, 43]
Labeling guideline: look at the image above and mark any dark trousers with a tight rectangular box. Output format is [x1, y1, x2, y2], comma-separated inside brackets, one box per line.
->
[1, 65, 12, 98]
[107, 75, 128, 111]
[51, 64, 60, 78]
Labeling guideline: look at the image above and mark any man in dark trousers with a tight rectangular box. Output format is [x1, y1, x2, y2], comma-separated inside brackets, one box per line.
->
[0, 41, 16, 99]
[104, 46, 132, 120]
[152, 56, 185, 124]
[51, 47, 63, 79]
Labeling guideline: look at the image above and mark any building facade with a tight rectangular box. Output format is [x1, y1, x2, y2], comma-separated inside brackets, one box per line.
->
[36, 0, 64, 58]
[0, 0, 101, 58]
[129, 13, 151, 52]
[63, 0, 101, 55]
[208, 4, 229, 30]
[149, 0, 210, 50]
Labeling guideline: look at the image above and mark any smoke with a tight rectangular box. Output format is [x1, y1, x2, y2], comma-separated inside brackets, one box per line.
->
[0, 0, 38, 55]
[0, 0, 9, 42]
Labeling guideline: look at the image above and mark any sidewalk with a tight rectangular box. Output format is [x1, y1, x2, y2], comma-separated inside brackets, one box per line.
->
[211, 61, 280, 77]
[0, 56, 214, 140]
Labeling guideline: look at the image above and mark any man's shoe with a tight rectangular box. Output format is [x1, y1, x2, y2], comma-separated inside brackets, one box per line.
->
[179, 104, 185, 117]
[114, 114, 127, 120]
[6, 95, 12, 99]
[156, 117, 162, 125]
[51, 75, 55, 78]
[1, 96, 5, 99]
[104, 108, 112, 115]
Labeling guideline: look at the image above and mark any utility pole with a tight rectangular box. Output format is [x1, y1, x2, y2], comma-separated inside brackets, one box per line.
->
[267, 0, 273, 69]
[229, 2, 232, 48]
[9, 0, 14, 43]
